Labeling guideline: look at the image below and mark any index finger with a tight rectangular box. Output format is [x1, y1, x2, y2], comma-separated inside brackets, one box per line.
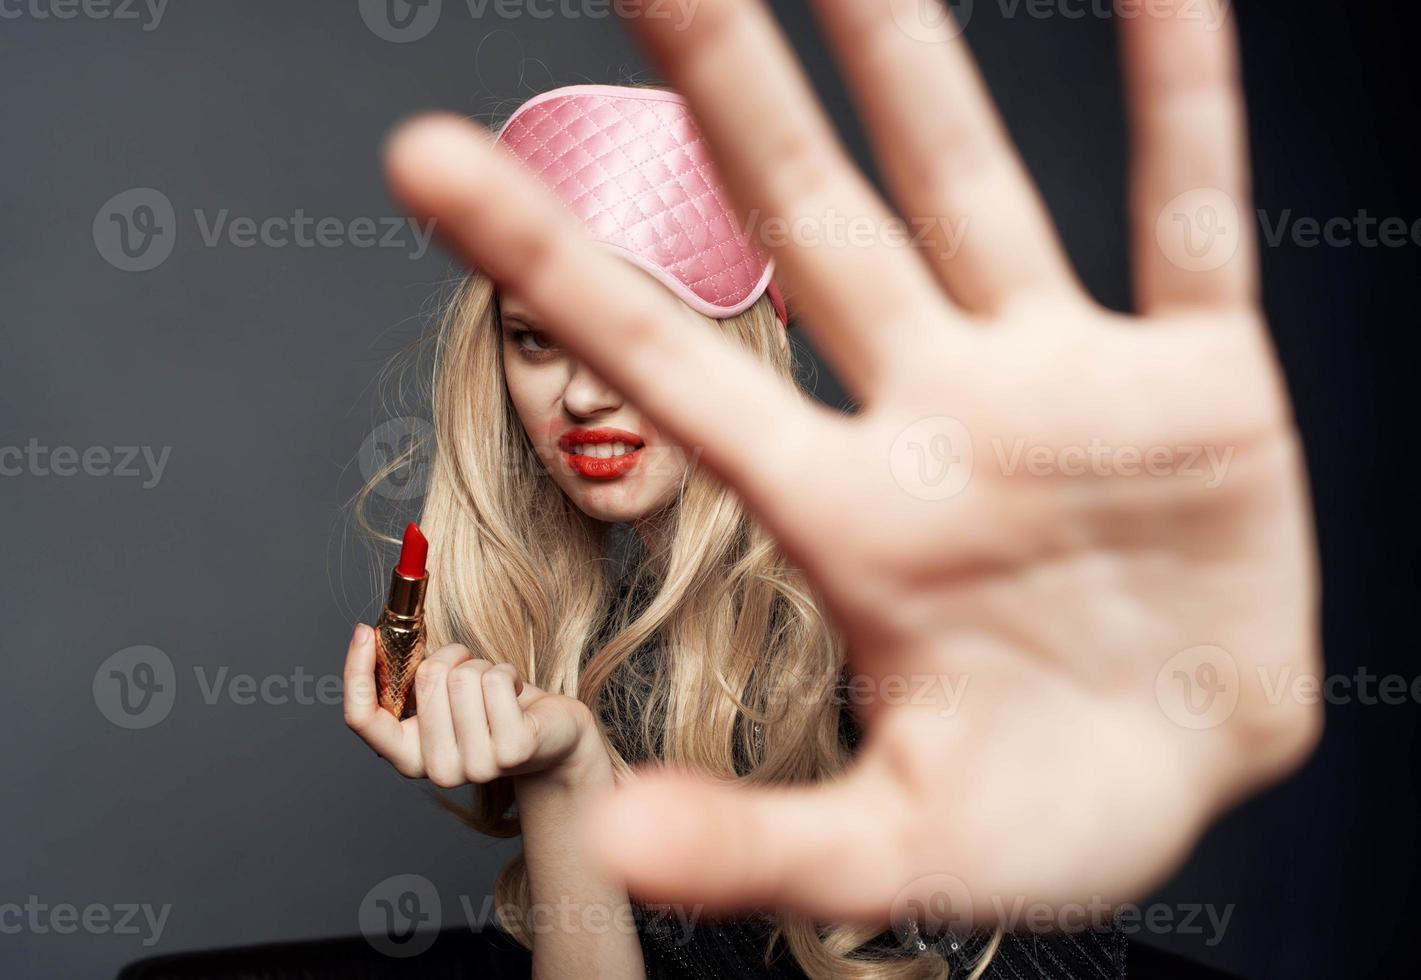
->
[342, 623, 422, 775]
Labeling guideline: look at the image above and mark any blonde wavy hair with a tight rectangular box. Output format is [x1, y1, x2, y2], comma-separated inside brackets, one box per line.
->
[352, 86, 1001, 980]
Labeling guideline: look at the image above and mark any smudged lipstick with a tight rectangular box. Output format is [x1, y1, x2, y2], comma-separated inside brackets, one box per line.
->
[374, 522, 429, 720]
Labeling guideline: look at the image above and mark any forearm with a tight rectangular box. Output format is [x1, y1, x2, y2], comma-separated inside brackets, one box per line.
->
[512, 738, 645, 980]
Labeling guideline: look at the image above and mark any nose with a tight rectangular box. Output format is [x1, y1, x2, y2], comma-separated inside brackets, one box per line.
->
[560, 358, 624, 419]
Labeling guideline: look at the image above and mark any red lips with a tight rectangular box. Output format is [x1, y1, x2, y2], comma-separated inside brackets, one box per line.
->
[557, 427, 644, 451]
[557, 426, 645, 480]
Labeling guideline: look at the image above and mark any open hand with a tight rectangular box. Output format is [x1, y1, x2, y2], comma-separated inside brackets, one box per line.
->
[380, 0, 1321, 928]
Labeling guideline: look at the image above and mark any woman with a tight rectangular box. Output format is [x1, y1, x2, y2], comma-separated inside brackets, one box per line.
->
[345, 83, 986, 979]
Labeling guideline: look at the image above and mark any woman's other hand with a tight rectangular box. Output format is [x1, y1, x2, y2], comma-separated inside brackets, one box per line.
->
[343, 627, 611, 790]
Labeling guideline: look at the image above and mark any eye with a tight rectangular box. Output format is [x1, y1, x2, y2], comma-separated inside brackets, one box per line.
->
[507, 324, 559, 358]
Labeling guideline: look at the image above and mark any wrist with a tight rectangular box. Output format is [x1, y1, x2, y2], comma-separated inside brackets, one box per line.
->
[515, 705, 613, 797]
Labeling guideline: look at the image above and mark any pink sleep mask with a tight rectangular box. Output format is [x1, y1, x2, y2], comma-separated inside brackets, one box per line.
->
[494, 84, 787, 327]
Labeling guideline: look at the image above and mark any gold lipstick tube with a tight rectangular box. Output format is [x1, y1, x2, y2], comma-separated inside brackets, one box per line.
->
[373, 567, 428, 720]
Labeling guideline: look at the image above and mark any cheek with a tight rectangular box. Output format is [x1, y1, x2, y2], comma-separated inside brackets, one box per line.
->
[503, 364, 559, 441]
[639, 445, 693, 501]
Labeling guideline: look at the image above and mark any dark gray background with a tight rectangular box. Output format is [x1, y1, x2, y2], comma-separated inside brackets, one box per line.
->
[2, 1, 1415, 978]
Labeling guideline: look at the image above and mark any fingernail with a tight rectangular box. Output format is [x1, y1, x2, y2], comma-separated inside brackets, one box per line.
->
[353, 623, 372, 646]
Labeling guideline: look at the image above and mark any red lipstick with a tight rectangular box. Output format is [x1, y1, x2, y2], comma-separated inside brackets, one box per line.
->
[374, 522, 430, 719]
[558, 426, 645, 480]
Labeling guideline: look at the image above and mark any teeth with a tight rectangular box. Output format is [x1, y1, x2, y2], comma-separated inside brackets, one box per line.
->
[570, 441, 638, 458]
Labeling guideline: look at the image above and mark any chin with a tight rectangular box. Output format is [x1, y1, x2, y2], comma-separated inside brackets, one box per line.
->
[564, 480, 674, 525]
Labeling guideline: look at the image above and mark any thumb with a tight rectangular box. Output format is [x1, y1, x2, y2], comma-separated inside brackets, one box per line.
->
[582, 762, 910, 922]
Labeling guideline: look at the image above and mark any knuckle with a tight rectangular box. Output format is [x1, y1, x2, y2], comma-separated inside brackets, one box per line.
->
[435, 643, 472, 661]
[465, 762, 498, 785]
[446, 661, 486, 690]
[493, 739, 531, 769]
[483, 665, 516, 689]
[762, 129, 839, 212]
[414, 658, 449, 690]
[426, 764, 464, 789]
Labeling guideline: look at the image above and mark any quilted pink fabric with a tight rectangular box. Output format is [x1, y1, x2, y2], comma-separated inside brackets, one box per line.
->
[494, 84, 784, 323]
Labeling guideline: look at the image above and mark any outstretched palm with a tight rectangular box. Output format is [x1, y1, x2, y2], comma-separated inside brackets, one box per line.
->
[383, 0, 1319, 928]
